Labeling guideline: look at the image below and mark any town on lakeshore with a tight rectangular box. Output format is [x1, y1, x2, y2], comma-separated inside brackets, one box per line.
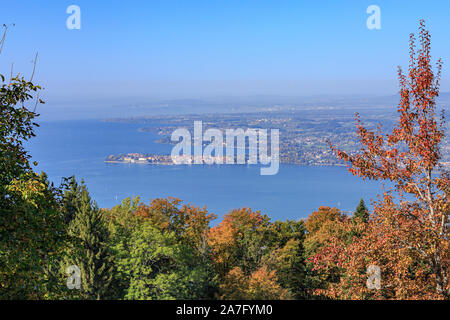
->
[104, 109, 450, 168]
[105, 153, 269, 165]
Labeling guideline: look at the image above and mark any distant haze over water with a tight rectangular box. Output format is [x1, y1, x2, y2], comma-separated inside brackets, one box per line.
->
[36, 93, 450, 121]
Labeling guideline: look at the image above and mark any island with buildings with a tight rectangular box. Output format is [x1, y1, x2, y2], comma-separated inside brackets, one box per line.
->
[105, 153, 174, 165]
[105, 153, 265, 165]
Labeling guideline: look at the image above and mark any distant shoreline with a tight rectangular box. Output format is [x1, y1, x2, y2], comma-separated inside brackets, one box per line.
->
[104, 156, 448, 170]
[104, 157, 348, 167]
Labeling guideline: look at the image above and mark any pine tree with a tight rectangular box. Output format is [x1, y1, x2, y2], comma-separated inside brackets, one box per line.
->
[67, 182, 114, 299]
[353, 198, 369, 223]
[62, 175, 82, 224]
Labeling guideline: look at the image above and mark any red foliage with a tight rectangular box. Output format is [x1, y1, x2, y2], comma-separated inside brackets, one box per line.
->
[315, 20, 449, 299]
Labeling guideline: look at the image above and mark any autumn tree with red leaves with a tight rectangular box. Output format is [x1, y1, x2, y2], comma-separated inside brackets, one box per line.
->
[312, 20, 449, 299]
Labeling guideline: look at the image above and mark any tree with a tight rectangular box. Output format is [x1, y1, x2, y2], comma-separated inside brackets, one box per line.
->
[264, 220, 307, 299]
[0, 26, 66, 299]
[218, 267, 248, 299]
[305, 206, 342, 235]
[246, 266, 291, 300]
[207, 208, 271, 279]
[317, 20, 449, 299]
[121, 220, 215, 300]
[208, 208, 307, 299]
[263, 238, 306, 299]
[304, 207, 352, 298]
[0, 172, 67, 299]
[104, 197, 143, 298]
[61, 175, 83, 224]
[219, 266, 291, 300]
[66, 181, 114, 299]
[105, 197, 218, 299]
[353, 198, 369, 223]
[134, 197, 217, 254]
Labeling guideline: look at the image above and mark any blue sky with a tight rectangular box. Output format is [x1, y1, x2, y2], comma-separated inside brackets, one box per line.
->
[1, 0, 450, 108]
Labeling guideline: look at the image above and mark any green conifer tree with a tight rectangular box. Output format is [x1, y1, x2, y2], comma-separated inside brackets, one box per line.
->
[353, 198, 369, 223]
[67, 182, 114, 299]
[62, 175, 82, 224]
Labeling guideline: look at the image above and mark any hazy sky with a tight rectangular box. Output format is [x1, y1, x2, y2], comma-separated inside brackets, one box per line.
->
[1, 0, 450, 108]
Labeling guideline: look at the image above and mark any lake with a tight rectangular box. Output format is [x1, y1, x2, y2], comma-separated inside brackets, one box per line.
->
[26, 119, 384, 223]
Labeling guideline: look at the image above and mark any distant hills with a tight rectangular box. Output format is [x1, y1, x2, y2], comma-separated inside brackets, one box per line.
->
[38, 93, 450, 121]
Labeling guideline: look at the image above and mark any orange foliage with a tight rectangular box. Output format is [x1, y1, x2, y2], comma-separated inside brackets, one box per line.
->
[305, 209, 352, 254]
[315, 21, 449, 299]
[219, 266, 290, 300]
[305, 206, 345, 235]
[133, 197, 216, 251]
[207, 208, 268, 277]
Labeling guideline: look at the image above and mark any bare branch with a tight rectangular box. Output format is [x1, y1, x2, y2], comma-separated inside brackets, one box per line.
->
[0, 25, 7, 56]
[32, 92, 40, 113]
[30, 51, 38, 82]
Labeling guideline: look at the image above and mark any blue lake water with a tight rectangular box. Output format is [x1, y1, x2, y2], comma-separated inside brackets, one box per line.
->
[26, 120, 384, 223]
